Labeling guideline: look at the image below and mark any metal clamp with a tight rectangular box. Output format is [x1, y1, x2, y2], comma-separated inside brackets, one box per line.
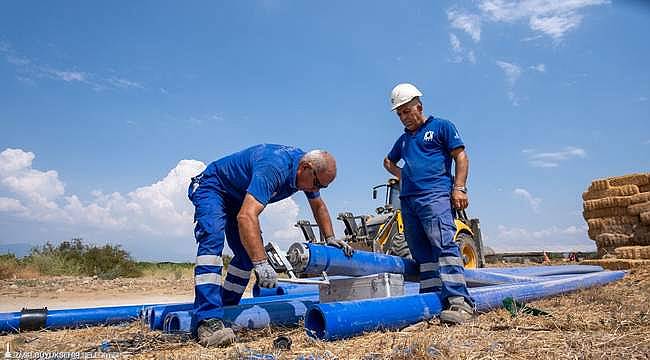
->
[265, 242, 330, 285]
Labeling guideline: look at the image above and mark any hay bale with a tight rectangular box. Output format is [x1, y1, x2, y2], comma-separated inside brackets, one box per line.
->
[582, 184, 639, 201]
[583, 206, 629, 219]
[588, 178, 610, 191]
[614, 246, 650, 259]
[595, 233, 633, 247]
[580, 258, 650, 270]
[587, 224, 636, 240]
[583, 196, 632, 211]
[640, 184, 650, 193]
[628, 201, 650, 216]
[588, 216, 640, 230]
[641, 211, 650, 225]
[633, 232, 650, 246]
[608, 173, 650, 187]
[630, 192, 650, 204]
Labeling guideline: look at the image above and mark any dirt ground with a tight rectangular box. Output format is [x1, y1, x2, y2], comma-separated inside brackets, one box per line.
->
[1, 266, 649, 360]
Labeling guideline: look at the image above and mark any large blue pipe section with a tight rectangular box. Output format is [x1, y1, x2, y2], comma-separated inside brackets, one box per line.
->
[292, 244, 603, 280]
[0, 303, 160, 334]
[148, 292, 319, 330]
[163, 299, 317, 333]
[298, 243, 418, 277]
[304, 270, 625, 341]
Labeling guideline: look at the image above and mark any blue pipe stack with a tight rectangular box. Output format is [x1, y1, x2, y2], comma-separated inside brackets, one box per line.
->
[0, 244, 625, 340]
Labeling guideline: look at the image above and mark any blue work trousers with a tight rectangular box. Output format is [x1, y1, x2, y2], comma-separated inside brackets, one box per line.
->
[400, 192, 474, 307]
[187, 175, 254, 331]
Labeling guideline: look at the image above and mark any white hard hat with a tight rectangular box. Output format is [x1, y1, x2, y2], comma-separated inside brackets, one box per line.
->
[390, 83, 423, 111]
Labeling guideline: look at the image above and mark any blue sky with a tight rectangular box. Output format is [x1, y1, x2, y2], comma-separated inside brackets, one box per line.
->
[1, 1, 648, 261]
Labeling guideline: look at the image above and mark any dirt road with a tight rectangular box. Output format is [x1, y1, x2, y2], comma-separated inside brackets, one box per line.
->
[0, 276, 196, 312]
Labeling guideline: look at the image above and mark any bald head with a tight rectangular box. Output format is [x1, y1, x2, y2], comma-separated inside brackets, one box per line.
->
[296, 150, 337, 192]
[302, 150, 336, 181]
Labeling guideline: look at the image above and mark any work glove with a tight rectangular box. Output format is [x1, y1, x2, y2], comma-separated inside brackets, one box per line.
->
[325, 236, 355, 257]
[253, 259, 278, 288]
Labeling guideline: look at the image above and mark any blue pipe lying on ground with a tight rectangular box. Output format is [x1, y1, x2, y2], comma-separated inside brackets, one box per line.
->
[148, 292, 320, 330]
[0, 264, 610, 334]
[304, 270, 625, 341]
[163, 298, 318, 333]
[0, 303, 163, 334]
[476, 265, 603, 277]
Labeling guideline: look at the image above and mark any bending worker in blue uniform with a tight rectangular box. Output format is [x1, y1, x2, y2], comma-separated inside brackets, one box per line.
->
[383, 83, 475, 325]
[187, 144, 353, 347]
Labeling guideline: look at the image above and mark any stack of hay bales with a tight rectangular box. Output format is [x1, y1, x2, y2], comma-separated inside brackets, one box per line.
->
[581, 173, 650, 269]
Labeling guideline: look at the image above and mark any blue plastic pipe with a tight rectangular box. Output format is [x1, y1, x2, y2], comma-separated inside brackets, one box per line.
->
[163, 298, 318, 333]
[0, 303, 162, 333]
[253, 283, 319, 297]
[301, 244, 418, 277]
[298, 245, 602, 282]
[304, 270, 625, 340]
[148, 292, 320, 330]
[476, 265, 603, 277]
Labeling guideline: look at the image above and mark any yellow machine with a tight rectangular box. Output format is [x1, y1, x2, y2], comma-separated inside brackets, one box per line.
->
[335, 178, 485, 268]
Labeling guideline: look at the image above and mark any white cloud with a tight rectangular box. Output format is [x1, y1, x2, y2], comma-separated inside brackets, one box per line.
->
[260, 198, 303, 249]
[496, 60, 522, 86]
[524, 146, 587, 167]
[107, 77, 144, 89]
[529, 13, 583, 39]
[448, 33, 477, 64]
[496, 60, 522, 105]
[0, 148, 303, 257]
[0, 197, 26, 213]
[492, 224, 592, 251]
[450, 33, 461, 52]
[447, 9, 482, 42]
[448, 1, 608, 43]
[467, 50, 476, 64]
[51, 70, 86, 82]
[513, 188, 542, 212]
[530, 63, 546, 72]
[0, 148, 65, 212]
[0, 42, 143, 91]
[478, 0, 608, 40]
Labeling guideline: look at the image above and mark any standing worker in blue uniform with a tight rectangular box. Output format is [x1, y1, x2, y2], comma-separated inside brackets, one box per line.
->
[188, 144, 353, 347]
[383, 83, 475, 325]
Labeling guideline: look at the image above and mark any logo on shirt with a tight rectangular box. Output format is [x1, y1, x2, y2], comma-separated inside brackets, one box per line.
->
[423, 131, 434, 142]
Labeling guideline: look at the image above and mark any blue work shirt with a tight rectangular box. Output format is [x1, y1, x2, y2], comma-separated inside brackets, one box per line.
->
[387, 116, 464, 197]
[201, 144, 319, 207]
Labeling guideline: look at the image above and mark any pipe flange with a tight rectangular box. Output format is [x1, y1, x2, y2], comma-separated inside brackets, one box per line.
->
[287, 242, 310, 274]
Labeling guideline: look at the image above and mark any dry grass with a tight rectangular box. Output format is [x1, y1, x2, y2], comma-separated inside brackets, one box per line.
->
[3, 267, 650, 359]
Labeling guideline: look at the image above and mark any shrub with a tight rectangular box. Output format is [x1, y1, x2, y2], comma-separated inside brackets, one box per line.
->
[0, 253, 21, 279]
[25, 238, 142, 279]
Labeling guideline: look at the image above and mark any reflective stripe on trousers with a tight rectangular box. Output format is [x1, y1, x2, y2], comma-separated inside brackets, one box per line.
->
[401, 192, 474, 307]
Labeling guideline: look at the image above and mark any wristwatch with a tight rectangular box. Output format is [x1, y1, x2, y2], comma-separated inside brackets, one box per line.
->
[453, 186, 468, 194]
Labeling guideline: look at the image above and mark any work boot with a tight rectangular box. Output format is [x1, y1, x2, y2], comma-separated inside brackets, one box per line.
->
[439, 296, 474, 325]
[197, 318, 236, 347]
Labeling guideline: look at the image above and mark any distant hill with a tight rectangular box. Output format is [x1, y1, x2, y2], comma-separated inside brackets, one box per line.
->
[0, 243, 33, 258]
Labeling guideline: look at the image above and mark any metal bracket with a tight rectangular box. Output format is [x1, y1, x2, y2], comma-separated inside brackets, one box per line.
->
[264, 242, 330, 285]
